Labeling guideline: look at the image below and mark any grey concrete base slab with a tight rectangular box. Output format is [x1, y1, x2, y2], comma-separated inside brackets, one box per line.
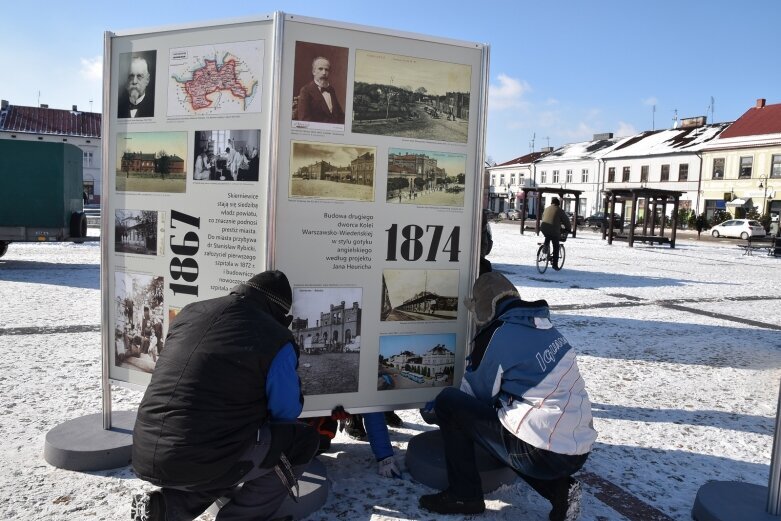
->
[406, 429, 518, 492]
[692, 481, 778, 521]
[44, 410, 136, 471]
[207, 457, 328, 520]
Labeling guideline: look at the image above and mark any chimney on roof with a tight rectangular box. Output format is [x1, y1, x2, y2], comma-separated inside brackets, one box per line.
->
[593, 132, 614, 140]
[1, 100, 8, 111]
[756, 98, 766, 109]
[40, 104, 48, 108]
[540, 146, 554, 153]
[72, 105, 78, 111]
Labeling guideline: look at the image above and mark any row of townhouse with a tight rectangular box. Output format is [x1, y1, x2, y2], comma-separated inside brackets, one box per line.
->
[487, 98, 780, 225]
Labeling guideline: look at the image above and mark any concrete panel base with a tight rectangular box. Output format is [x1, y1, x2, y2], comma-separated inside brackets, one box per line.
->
[207, 457, 328, 520]
[406, 429, 518, 492]
[692, 481, 778, 521]
[43, 410, 136, 471]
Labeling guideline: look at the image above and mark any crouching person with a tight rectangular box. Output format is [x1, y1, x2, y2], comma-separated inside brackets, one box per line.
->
[131, 270, 319, 521]
[419, 273, 597, 520]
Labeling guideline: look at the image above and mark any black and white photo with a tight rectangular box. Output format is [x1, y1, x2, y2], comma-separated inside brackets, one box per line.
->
[193, 129, 261, 182]
[292, 41, 348, 131]
[290, 141, 375, 201]
[114, 209, 163, 256]
[381, 269, 459, 321]
[117, 50, 157, 119]
[114, 271, 165, 374]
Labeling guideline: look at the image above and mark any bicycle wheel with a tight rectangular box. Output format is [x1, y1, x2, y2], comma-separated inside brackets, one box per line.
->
[553, 244, 566, 271]
[536, 244, 549, 274]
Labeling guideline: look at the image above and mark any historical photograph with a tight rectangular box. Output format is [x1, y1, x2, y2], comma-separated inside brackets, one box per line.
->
[114, 209, 163, 255]
[290, 141, 375, 201]
[113, 271, 165, 374]
[381, 269, 459, 321]
[115, 132, 188, 192]
[193, 129, 260, 182]
[386, 148, 467, 207]
[291, 41, 348, 131]
[290, 286, 362, 396]
[378, 333, 456, 390]
[117, 50, 157, 119]
[168, 40, 263, 117]
[352, 50, 471, 143]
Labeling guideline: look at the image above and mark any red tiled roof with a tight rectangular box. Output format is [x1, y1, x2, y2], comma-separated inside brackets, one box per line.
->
[0, 105, 101, 138]
[495, 151, 549, 167]
[719, 102, 781, 139]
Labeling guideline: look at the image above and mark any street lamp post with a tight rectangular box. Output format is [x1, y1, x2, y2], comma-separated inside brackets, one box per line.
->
[759, 175, 770, 216]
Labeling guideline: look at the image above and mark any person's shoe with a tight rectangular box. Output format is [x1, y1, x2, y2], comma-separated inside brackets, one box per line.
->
[130, 490, 165, 521]
[342, 415, 367, 441]
[384, 410, 404, 428]
[549, 478, 582, 521]
[419, 490, 485, 515]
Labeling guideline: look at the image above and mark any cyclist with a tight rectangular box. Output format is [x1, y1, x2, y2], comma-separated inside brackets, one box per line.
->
[540, 198, 571, 269]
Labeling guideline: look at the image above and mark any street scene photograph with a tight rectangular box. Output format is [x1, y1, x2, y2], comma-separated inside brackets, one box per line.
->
[381, 269, 459, 321]
[378, 333, 456, 390]
[289, 140, 375, 201]
[113, 270, 165, 374]
[386, 147, 467, 207]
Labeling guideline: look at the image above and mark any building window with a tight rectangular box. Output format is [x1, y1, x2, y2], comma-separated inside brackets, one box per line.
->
[581, 169, 589, 183]
[500, 174, 505, 186]
[771, 155, 781, 178]
[660, 164, 669, 182]
[510, 174, 516, 185]
[712, 158, 724, 179]
[739, 156, 753, 178]
[608, 167, 615, 183]
[552, 170, 560, 183]
[540, 171, 547, 184]
[83, 151, 94, 167]
[678, 163, 689, 181]
[641, 165, 649, 183]
[622, 166, 630, 182]
[565, 169, 573, 183]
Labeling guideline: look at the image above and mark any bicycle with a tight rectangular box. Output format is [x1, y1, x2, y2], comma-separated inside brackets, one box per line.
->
[536, 230, 568, 274]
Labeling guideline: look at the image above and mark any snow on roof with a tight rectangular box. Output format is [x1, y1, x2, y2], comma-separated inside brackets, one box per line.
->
[537, 136, 628, 163]
[602, 123, 730, 158]
[495, 150, 550, 167]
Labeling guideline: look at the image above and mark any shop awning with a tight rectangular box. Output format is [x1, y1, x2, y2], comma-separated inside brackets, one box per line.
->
[726, 198, 752, 207]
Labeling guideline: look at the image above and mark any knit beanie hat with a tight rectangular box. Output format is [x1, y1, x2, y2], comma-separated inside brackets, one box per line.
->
[464, 272, 520, 326]
[244, 270, 292, 315]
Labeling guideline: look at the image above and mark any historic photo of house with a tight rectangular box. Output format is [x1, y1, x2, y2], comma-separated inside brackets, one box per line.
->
[291, 41, 348, 131]
[386, 148, 467, 207]
[290, 141, 375, 202]
[381, 269, 459, 321]
[290, 287, 362, 395]
[115, 132, 188, 192]
[352, 50, 471, 143]
[114, 209, 163, 256]
[378, 333, 456, 390]
[114, 271, 165, 374]
[193, 129, 261, 182]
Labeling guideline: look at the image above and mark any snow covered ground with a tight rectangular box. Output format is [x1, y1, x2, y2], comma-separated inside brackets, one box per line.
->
[0, 224, 779, 520]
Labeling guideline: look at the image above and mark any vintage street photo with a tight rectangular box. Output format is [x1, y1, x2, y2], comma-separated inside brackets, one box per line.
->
[387, 148, 467, 207]
[114, 209, 163, 255]
[114, 271, 165, 374]
[378, 333, 456, 390]
[381, 269, 459, 321]
[117, 50, 157, 119]
[290, 141, 375, 201]
[116, 132, 188, 192]
[193, 129, 260, 182]
[352, 50, 471, 143]
[291, 41, 348, 131]
[290, 287, 362, 396]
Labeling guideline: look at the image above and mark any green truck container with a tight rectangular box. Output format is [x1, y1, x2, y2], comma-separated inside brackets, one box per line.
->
[0, 140, 88, 257]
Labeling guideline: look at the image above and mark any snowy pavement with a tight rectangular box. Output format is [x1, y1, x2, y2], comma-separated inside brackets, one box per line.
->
[0, 224, 779, 520]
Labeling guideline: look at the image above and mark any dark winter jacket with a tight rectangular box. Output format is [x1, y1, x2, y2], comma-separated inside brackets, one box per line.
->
[540, 205, 571, 237]
[132, 284, 297, 487]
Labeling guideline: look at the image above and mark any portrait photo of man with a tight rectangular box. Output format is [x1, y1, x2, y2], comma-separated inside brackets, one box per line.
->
[117, 50, 157, 119]
[292, 42, 348, 127]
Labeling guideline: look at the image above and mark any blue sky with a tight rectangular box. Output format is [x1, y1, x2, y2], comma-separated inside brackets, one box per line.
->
[2, 0, 778, 162]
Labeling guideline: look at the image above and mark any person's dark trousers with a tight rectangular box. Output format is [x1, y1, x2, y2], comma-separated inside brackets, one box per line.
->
[160, 422, 319, 521]
[434, 387, 588, 501]
[542, 232, 561, 266]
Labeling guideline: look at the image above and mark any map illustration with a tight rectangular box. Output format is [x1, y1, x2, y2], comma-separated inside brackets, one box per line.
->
[168, 40, 264, 116]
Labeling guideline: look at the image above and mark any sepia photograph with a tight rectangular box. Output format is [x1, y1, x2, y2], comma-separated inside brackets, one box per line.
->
[117, 50, 157, 119]
[115, 132, 188, 192]
[291, 41, 348, 131]
[193, 129, 260, 182]
[381, 269, 459, 321]
[386, 148, 467, 207]
[114, 209, 163, 256]
[378, 333, 456, 390]
[114, 271, 165, 374]
[290, 287, 362, 396]
[290, 141, 375, 201]
[352, 50, 471, 143]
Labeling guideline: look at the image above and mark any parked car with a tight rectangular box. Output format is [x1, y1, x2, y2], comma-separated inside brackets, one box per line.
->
[506, 209, 521, 220]
[710, 219, 766, 239]
[565, 211, 585, 226]
[584, 212, 622, 229]
[497, 211, 508, 220]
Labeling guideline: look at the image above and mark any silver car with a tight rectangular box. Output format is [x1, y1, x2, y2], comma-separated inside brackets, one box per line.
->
[710, 219, 766, 239]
